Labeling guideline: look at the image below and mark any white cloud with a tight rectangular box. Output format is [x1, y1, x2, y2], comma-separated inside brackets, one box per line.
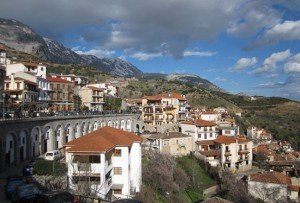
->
[183, 51, 217, 57]
[284, 53, 300, 73]
[252, 50, 291, 74]
[73, 47, 115, 58]
[230, 57, 257, 72]
[130, 52, 162, 61]
[247, 20, 300, 49]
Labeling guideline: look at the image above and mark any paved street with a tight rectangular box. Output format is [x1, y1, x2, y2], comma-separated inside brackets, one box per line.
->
[0, 162, 29, 203]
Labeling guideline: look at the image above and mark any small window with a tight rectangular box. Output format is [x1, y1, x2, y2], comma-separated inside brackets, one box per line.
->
[89, 155, 101, 163]
[113, 189, 122, 194]
[114, 149, 122, 157]
[41, 67, 44, 71]
[114, 167, 122, 175]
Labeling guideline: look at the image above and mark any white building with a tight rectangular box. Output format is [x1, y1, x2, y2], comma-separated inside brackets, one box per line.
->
[65, 127, 142, 200]
[52, 74, 89, 86]
[219, 126, 238, 136]
[181, 119, 219, 144]
[6, 62, 47, 79]
[200, 111, 221, 122]
[248, 172, 291, 202]
[88, 83, 118, 97]
[0, 45, 7, 65]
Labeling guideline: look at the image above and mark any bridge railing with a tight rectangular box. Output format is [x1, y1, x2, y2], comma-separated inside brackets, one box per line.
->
[0, 110, 140, 122]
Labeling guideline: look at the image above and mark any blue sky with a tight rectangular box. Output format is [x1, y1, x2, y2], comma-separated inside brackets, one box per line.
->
[0, 0, 300, 100]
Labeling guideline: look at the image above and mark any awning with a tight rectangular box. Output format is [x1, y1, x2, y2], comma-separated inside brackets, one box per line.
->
[111, 184, 124, 189]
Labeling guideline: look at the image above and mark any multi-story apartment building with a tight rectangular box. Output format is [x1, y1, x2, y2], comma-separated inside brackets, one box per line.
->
[6, 62, 47, 79]
[4, 74, 38, 104]
[147, 132, 194, 156]
[141, 93, 188, 126]
[196, 135, 253, 171]
[181, 119, 219, 143]
[200, 111, 221, 122]
[47, 76, 75, 111]
[78, 86, 104, 111]
[53, 74, 89, 86]
[0, 45, 7, 65]
[65, 127, 142, 199]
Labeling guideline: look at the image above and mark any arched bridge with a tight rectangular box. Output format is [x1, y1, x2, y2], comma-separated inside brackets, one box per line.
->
[0, 114, 144, 172]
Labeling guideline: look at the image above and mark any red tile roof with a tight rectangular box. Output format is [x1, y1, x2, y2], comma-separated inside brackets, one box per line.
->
[290, 185, 299, 192]
[201, 111, 218, 115]
[87, 86, 103, 91]
[200, 150, 220, 157]
[0, 44, 6, 51]
[65, 127, 142, 153]
[249, 172, 291, 185]
[214, 135, 250, 144]
[195, 119, 216, 127]
[46, 76, 73, 84]
[196, 140, 215, 145]
[143, 92, 186, 101]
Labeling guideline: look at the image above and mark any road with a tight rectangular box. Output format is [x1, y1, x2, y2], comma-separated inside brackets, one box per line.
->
[0, 162, 28, 203]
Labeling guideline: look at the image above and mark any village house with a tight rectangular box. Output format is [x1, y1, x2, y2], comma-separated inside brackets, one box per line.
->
[6, 62, 47, 79]
[47, 76, 75, 111]
[248, 172, 292, 202]
[78, 86, 104, 111]
[141, 93, 188, 126]
[147, 132, 193, 156]
[181, 119, 219, 143]
[200, 111, 221, 122]
[52, 74, 89, 86]
[0, 45, 7, 65]
[195, 135, 253, 171]
[65, 127, 142, 200]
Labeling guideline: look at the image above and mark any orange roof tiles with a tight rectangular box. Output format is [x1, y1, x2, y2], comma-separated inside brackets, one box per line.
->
[65, 127, 142, 153]
[201, 111, 218, 115]
[200, 150, 220, 157]
[46, 76, 73, 84]
[87, 86, 103, 91]
[196, 140, 215, 145]
[195, 119, 216, 127]
[249, 172, 291, 185]
[143, 92, 186, 101]
[214, 135, 250, 144]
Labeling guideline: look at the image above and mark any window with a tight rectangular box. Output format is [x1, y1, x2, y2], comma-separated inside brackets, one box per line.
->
[89, 155, 100, 163]
[114, 149, 122, 157]
[210, 133, 213, 137]
[114, 167, 122, 175]
[5, 83, 9, 89]
[17, 83, 20, 90]
[113, 189, 122, 194]
[41, 67, 44, 71]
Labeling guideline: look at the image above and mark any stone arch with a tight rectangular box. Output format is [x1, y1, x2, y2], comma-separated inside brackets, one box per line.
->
[126, 119, 132, 131]
[93, 121, 98, 131]
[107, 120, 112, 127]
[115, 120, 119, 129]
[65, 123, 74, 143]
[54, 125, 64, 149]
[87, 122, 93, 133]
[81, 122, 86, 136]
[5, 131, 17, 166]
[30, 127, 41, 157]
[136, 124, 140, 133]
[120, 120, 125, 130]
[74, 123, 81, 139]
[43, 126, 54, 153]
[18, 129, 29, 162]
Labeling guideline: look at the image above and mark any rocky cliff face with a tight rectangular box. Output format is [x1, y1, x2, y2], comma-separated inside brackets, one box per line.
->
[0, 18, 142, 76]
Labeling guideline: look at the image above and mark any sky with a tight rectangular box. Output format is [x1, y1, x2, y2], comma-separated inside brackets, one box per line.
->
[0, 0, 300, 100]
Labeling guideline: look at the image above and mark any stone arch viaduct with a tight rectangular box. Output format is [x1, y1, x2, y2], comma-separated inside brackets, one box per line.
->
[0, 114, 144, 172]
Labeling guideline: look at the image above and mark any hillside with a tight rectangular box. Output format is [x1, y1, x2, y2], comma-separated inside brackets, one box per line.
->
[0, 18, 142, 76]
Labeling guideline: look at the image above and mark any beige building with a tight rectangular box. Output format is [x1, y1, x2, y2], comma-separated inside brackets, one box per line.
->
[196, 135, 253, 172]
[78, 86, 104, 111]
[147, 132, 193, 156]
[4, 74, 38, 104]
[142, 93, 188, 126]
[47, 76, 75, 111]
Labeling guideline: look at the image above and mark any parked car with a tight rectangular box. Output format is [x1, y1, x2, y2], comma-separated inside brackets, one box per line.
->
[36, 191, 78, 203]
[23, 164, 34, 176]
[11, 184, 41, 203]
[45, 150, 61, 161]
[4, 178, 26, 199]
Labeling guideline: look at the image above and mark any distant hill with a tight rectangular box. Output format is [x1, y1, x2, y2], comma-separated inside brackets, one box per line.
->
[0, 18, 142, 77]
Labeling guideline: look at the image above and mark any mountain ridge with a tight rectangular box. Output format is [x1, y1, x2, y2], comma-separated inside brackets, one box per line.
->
[0, 18, 142, 76]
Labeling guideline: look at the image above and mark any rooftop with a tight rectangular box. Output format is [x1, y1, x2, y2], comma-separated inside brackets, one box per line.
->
[249, 172, 291, 185]
[148, 132, 192, 139]
[214, 135, 250, 144]
[143, 92, 186, 101]
[46, 76, 74, 84]
[65, 127, 142, 153]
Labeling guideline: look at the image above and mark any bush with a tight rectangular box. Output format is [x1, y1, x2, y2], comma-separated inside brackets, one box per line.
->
[34, 158, 67, 176]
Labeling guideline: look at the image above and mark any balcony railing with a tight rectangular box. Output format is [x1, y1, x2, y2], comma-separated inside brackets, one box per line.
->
[224, 150, 231, 156]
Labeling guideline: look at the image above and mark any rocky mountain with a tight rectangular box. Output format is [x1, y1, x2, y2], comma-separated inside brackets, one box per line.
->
[142, 73, 224, 92]
[0, 18, 142, 76]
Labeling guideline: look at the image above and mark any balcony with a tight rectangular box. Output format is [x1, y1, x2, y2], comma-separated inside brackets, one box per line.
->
[238, 149, 249, 155]
[224, 150, 231, 156]
[225, 158, 231, 163]
[72, 162, 101, 176]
